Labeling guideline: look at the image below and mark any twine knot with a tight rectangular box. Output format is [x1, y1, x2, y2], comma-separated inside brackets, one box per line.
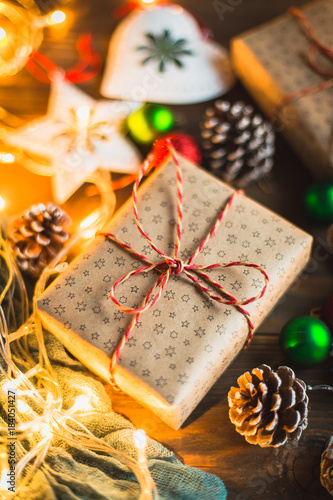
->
[173, 258, 185, 275]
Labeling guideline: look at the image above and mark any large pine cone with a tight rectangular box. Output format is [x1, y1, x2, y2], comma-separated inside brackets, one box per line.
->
[321, 437, 333, 496]
[228, 364, 308, 447]
[201, 100, 275, 188]
[8, 203, 71, 278]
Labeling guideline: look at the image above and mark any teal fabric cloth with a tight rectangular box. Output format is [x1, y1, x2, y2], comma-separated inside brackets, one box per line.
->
[1, 330, 227, 500]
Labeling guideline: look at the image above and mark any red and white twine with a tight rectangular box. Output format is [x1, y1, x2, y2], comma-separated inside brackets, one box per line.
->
[102, 141, 269, 391]
[274, 8, 333, 115]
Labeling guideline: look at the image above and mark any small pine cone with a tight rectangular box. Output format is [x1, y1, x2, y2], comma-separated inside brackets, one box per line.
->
[8, 203, 71, 278]
[228, 364, 308, 447]
[321, 437, 333, 496]
[201, 100, 275, 188]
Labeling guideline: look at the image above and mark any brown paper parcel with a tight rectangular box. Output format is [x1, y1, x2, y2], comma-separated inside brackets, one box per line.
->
[231, 0, 333, 179]
[37, 154, 312, 429]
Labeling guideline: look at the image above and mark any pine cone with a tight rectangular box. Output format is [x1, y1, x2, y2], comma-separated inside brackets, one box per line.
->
[321, 437, 333, 496]
[228, 364, 308, 447]
[201, 100, 275, 188]
[8, 203, 71, 278]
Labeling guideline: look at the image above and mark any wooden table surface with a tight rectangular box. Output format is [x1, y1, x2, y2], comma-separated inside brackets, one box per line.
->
[1, 0, 333, 499]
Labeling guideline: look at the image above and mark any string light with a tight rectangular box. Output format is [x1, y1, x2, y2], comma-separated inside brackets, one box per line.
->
[0, 170, 157, 498]
[0, 153, 15, 163]
[0, 196, 5, 210]
[0, 28, 6, 41]
[139, 0, 160, 6]
[134, 429, 148, 466]
[0, 445, 9, 488]
[80, 210, 102, 240]
[76, 105, 90, 121]
[46, 10, 66, 26]
[69, 395, 93, 414]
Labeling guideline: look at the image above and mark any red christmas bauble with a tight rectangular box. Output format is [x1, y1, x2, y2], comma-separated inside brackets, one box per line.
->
[152, 133, 202, 167]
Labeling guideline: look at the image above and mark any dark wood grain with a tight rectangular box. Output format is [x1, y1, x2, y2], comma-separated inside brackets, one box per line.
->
[1, 1, 333, 498]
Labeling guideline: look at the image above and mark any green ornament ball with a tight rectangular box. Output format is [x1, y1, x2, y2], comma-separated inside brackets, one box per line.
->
[280, 316, 332, 366]
[305, 182, 333, 222]
[127, 104, 174, 144]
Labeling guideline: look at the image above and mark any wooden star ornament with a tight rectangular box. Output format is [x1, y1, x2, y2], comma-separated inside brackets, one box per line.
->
[5, 77, 142, 204]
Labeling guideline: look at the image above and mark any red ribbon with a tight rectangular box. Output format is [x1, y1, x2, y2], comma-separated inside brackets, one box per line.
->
[274, 7, 333, 114]
[25, 33, 102, 84]
[102, 140, 269, 391]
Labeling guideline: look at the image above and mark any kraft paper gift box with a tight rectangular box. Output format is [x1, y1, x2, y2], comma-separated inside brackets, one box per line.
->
[37, 154, 312, 429]
[231, 0, 333, 179]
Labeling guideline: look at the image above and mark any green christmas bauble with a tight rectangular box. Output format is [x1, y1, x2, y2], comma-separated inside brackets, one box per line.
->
[280, 316, 332, 366]
[305, 182, 333, 222]
[127, 104, 174, 144]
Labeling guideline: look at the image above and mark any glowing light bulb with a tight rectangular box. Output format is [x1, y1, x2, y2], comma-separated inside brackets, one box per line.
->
[17, 400, 30, 413]
[133, 429, 147, 466]
[0, 446, 9, 490]
[76, 106, 90, 121]
[0, 153, 15, 163]
[141, 0, 156, 3]
[70, 395, 92, 413]
[39, 423, 53, 439]
[80, 211, 100, 240]
[0, 28, 6, 41]
[0, 196, 5, 211]
[47, 10, 66, 25]
[80, 212, 99, 229]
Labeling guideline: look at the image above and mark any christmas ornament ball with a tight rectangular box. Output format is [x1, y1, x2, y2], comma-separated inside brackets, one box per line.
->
[280, 316, 332, 366]
[305, 182, 333, 222]
[152, 133, 202, 167]
[127, 104, 174, 144]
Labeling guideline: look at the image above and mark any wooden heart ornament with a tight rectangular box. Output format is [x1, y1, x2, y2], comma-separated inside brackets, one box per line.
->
[100, 4, 235, 104]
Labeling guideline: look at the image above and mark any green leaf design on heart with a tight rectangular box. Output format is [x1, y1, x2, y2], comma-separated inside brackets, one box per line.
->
[137, 29, 193, 72]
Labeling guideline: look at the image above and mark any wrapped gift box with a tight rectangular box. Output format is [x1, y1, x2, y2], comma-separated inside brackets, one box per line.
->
[37, 154, 312, 429]
[231, 0, 333, 179]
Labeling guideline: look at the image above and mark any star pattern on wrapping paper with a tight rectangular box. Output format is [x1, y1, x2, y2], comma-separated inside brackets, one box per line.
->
[65, 277, 76, 287]
[5, 78, 141, 204]
[54, 305, 66, 316]
[194, 327, 206, 338]
[94, 259, 106, 269]
[35, 153, 312, 428]
[178, 373, 189, 385]
[216, 324, 226, 335]
[154, 324, 166, 335]
[202, 299, 213, 309]
[252, 278, 262, 289]
[165, 346, 176, 357]
[75, 302, 87, 312]
[127, 337, 137, 347]
[165, 290, 175, 300]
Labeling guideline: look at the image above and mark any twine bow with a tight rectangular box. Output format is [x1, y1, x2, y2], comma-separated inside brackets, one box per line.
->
[103, 142, 269, 390]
